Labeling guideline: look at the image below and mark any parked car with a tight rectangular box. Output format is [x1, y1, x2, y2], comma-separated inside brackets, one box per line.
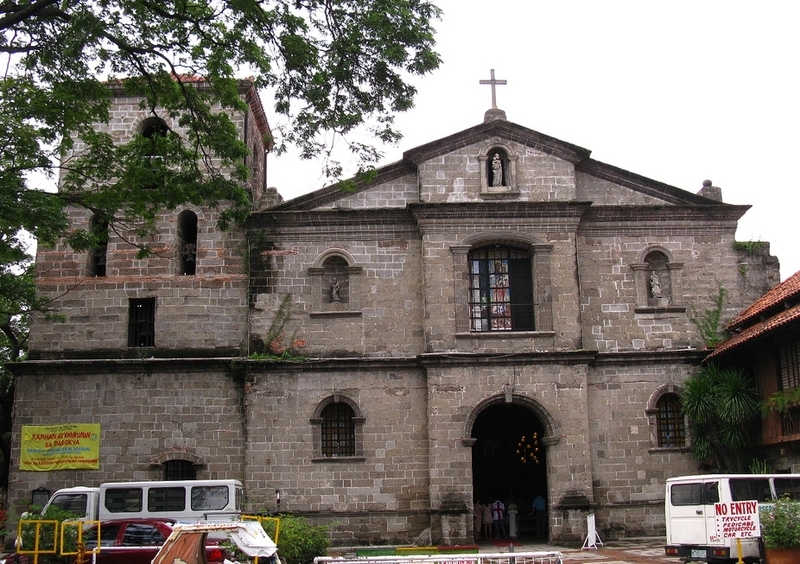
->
[0, 518, 229, 564]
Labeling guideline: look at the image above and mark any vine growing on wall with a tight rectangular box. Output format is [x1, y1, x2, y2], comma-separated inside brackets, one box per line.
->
[250, 294, 306, 361]
[688, 284, 728, 348]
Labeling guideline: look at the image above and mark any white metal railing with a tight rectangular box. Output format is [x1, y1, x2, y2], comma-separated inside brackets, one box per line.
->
[315, 552, 563, 564]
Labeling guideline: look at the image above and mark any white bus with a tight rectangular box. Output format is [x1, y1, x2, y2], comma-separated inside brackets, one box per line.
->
[41, 479, 243, 523]
[664, 473, 800, 562]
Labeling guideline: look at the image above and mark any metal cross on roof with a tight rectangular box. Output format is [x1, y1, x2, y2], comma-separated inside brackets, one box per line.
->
[479, 69, 507, 109]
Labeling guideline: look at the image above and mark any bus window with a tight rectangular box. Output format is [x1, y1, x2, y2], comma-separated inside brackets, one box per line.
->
[105, 488, 143, 513]
[774, 477, 800, 499]
[671, 482, 720, 505]
[703, 482, 720, 504]
[672, 483, 702, 505]
[731, 478, 772, 502]
[148, 487, 186, 512]
[191, 485, 229, 511]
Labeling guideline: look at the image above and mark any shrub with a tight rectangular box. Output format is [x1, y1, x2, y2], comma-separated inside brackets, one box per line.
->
[760, 496, 800, 549]
[276, 515, 330, 564]
[17, 505, 81, 563]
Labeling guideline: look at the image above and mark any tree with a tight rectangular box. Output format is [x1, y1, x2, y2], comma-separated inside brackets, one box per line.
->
[0, 0, 440, 490]
[1, 0, 441, 273]
[680, 363, 760, 472]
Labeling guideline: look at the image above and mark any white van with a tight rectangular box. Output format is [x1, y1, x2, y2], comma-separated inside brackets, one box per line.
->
[664, 473, 800, 562]
[41, 479, 243, 523]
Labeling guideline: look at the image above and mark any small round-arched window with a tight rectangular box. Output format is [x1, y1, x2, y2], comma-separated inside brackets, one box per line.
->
[655, 393, 685, 448]
[164, 459, 197, 480]
[178, 210, 198, 275]
[320, 402, 355, 457]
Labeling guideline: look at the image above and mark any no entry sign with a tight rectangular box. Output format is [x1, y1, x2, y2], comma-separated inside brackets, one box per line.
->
[714, 500, 761, 539]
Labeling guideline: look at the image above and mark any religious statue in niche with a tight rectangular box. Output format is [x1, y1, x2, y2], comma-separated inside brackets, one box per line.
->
[491, 153, 503, 186]
[649, 271, 663, 299]
[330, 278, 341, 302]
[649, 270, 670, 306]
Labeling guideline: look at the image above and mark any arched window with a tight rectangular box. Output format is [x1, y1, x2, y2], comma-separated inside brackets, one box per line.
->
[163, 459, 197, 480]
[321, 402, 356, 458]
[468, 246, 533, 331]
[178, 210, 197, 275]
[88, 215, 108, 277]
[139, 116, 168, 188]
[656, 393, 685, 448]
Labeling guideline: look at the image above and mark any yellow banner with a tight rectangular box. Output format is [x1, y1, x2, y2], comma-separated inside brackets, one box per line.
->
[20, 424, 100, 471]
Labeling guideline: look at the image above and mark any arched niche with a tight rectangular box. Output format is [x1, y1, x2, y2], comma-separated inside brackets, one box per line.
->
[479, 143, 519, 195]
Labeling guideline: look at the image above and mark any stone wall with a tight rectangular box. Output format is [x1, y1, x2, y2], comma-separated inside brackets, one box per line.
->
[9, 360, 246, 514]
[29, 207, 249, 357]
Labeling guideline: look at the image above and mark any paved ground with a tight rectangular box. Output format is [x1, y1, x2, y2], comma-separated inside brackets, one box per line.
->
[474, 537, 675, 564]
[330, 538, 677, 564]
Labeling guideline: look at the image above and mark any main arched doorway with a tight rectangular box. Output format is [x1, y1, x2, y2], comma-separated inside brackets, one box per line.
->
[471, 402, 547, 539]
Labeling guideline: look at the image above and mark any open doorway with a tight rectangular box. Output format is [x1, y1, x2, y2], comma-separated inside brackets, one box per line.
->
[471, 402, 547, 540]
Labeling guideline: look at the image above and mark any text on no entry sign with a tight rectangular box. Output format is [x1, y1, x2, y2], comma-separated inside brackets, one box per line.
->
[714, 501, 761, 539]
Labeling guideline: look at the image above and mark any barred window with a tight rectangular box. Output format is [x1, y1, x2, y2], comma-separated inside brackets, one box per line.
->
[321, 402, 355, 457]
[468, 246, 533, 331]
[656, 393, 685, 447]
[778, 341, 800, 390]
[128, 298, 155, 347]
[164, 459, 196, 480]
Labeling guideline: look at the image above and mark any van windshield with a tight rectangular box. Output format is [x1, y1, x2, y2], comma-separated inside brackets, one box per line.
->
[49, 493, 88, 515]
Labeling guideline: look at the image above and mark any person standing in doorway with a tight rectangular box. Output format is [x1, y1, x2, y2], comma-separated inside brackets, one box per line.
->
[482, 501, 493, 540]
[473, 500, 483, 541]
[531, 494, 547, 539]
[492, 499, 507, 539]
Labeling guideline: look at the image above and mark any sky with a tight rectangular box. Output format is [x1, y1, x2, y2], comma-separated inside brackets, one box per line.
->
[265, 1, 800, 281]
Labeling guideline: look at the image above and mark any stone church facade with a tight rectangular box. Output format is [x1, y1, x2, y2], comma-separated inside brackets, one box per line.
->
[9, 85, 781, 546]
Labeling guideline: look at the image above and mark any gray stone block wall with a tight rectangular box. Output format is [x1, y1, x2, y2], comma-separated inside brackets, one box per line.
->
[242, 363, 431, 545]
[586, 359, 700, 536]
[29, 205, 249, 356]
[9, 361, 246, 515]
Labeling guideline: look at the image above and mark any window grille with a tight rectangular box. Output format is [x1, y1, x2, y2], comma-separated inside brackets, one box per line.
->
[321, 402, 355, 457]
[780, 405, 800, 436]
[656, 394, 685, 447]
[128, 298, 155, 347]
[779, 341, 800, 390]
[468, 246, 533, 331]
[164, 459, 196, 480]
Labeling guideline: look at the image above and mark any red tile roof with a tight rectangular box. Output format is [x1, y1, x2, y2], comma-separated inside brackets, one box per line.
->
[706, 270, 800, 360]
[707, 302, 800, 360]
[726, 270, 800, 330]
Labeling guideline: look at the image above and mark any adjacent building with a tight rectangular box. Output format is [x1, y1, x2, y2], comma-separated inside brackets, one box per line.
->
[706, 270, 800, 469]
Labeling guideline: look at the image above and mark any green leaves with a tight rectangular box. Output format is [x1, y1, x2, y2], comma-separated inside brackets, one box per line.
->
[681, 364, 760, 471]
[760, 496, 800, 549]
[0, 0, 441, 355]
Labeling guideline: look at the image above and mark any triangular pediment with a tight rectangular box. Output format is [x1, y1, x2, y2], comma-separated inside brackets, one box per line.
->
[269, 117, 726, 211]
